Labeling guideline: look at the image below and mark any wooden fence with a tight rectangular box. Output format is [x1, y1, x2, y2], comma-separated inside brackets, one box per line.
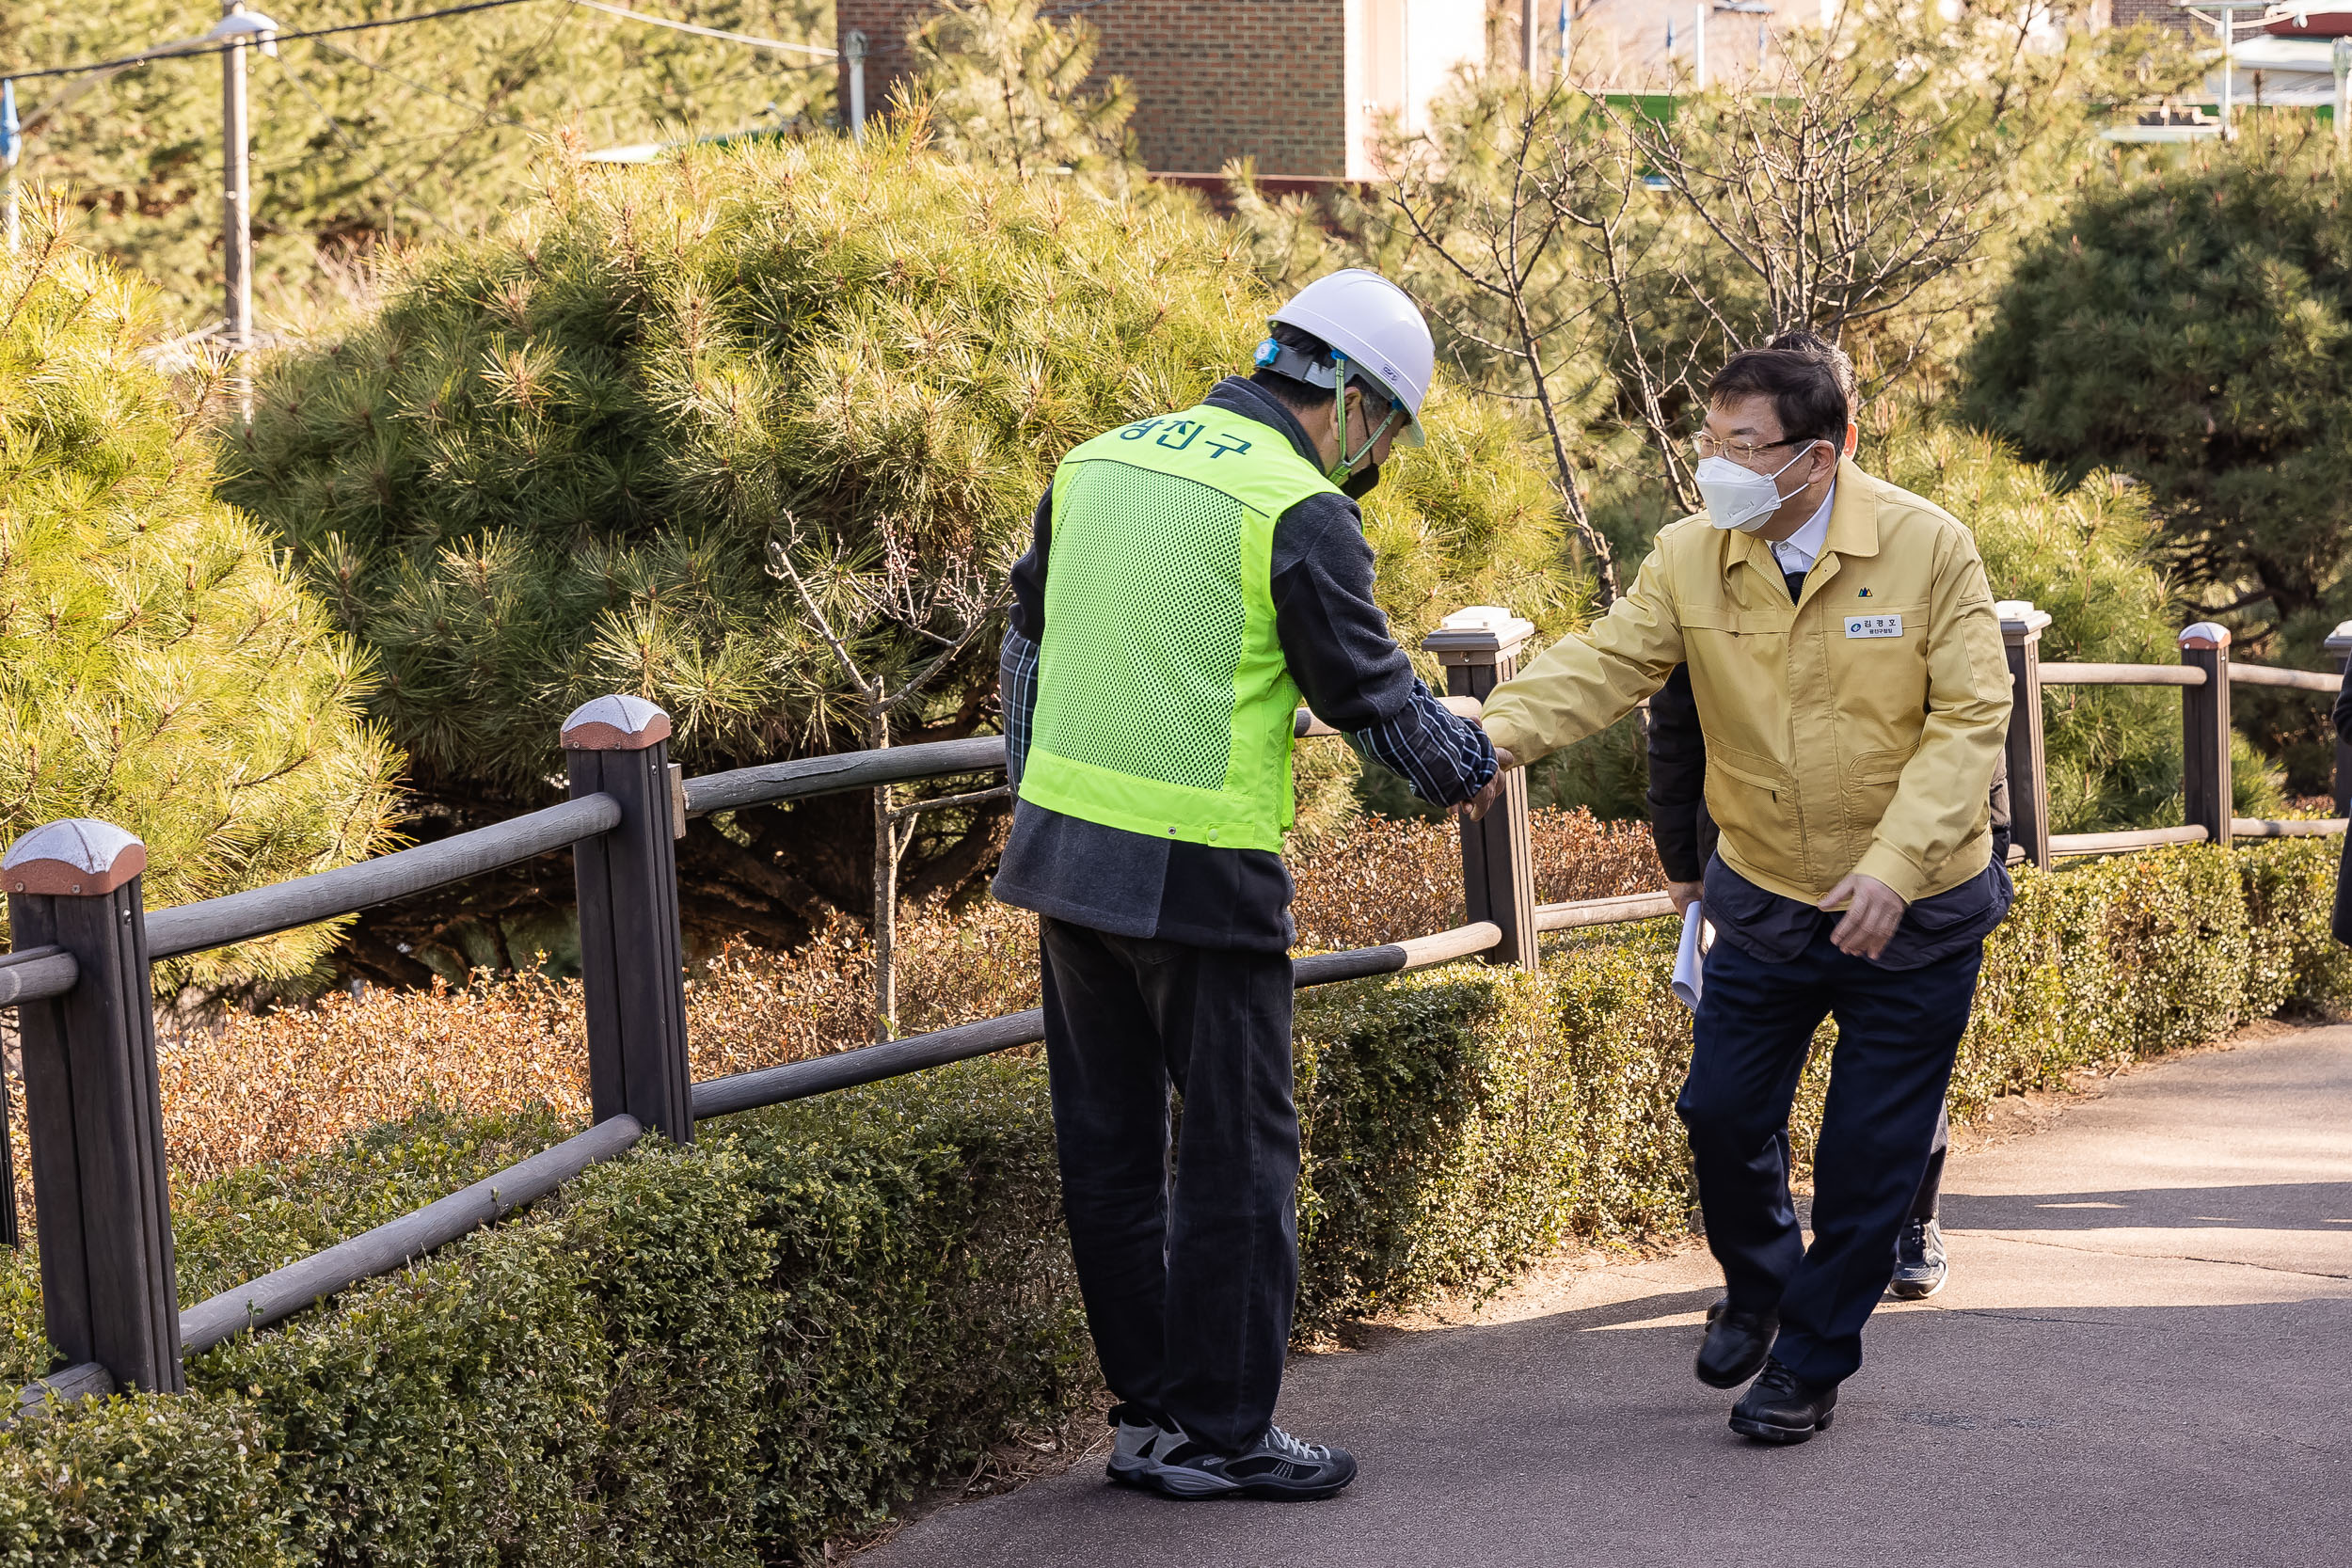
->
[0, 603, 2343, 1410]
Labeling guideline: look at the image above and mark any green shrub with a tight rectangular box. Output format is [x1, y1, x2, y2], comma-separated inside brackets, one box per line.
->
[0, 1062, 1081, 1565]
[0, 238, 403, 990]
[1, 842, 2343, 1560]
[220, 128, 1577, 959]
[1291, 840, 2351, 1319]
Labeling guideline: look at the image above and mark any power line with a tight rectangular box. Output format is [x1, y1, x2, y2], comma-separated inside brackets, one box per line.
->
[91, 59, 783, 180]
[571, 1, 834, 58]
[5, 0, 836, 87]
[1, 0, 547, 86]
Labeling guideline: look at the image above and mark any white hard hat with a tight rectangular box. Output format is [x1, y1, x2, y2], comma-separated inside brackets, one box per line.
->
[1263, 269, 1435, 447]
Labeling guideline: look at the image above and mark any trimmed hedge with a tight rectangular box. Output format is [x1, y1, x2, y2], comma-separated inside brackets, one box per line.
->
[1291, 839, 2352, 1320]
[1, 842, 2344, 1561]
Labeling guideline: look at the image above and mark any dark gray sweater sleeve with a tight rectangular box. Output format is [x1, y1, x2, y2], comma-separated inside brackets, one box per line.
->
[1271, 494, 1496, 806]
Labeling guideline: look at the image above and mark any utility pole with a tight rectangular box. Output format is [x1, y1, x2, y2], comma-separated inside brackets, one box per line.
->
[222, 2, 258, 421]
[1694, 2, 1708, 90]
[2336, 36, 2350, 150]
[1522, 0, 1540, 80]
[844, 30, 867, 144]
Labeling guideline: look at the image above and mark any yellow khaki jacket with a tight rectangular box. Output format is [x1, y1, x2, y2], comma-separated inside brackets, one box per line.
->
[1481, 460, 2011, 907]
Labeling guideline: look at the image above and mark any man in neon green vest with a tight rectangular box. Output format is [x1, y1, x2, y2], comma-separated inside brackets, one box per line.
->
[995, 271, 1502, 1501]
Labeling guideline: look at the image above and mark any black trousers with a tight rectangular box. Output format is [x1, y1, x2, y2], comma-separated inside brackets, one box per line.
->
[1038, 918, 1299, 1455]
[1680, 927, 1982, 1386]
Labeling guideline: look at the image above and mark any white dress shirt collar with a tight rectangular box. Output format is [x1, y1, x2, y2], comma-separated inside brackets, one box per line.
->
[1769, 483, 1835, 576]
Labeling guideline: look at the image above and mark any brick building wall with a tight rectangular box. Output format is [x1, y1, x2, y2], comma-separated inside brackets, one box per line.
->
[2108, 0, 2197, 35]
[836, 0, 1350, 176]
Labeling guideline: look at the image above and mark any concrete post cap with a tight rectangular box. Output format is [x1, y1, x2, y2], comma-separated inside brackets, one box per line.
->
[1423, 605, 1535, 660]
[561, 694, 674, 751]
[1996, 599, 2052, 637]
[4, 819, 148, 896]
[2179, 622, 2233, 652]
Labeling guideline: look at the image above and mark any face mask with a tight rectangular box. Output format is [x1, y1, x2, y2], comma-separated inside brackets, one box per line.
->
[1694, 446, 1816, 533]
[1341, 463, 1381, 499]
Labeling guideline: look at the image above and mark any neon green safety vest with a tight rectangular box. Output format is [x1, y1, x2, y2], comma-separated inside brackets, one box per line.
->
[1020, 401, 1340, 852]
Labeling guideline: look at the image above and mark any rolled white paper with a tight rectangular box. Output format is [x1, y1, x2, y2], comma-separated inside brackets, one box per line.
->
[1673, 901, 1712, 1011]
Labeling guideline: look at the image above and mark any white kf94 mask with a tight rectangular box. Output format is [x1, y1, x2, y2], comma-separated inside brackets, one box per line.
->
[1694, 446, 1817, 533]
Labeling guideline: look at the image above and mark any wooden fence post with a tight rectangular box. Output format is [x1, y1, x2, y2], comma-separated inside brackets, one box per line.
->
[2180, 623, 2233, 849]
[1998, 601, 2054, 870]
[1423, 607, 1539, 972]
[2, 821, 183, 1393]
[564, 696, 693, 1143]
[2327, 620, 2352, 817]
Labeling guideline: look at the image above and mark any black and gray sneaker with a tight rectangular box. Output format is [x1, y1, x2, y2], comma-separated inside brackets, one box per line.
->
[1147, 1424, 1359, 1501]
[1104, 1405, 1181, 1488]
[1889, 1217, 1948, 1300]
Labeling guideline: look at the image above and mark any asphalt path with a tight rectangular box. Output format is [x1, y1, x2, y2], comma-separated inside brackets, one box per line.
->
[867, 1025, 2352, 1567]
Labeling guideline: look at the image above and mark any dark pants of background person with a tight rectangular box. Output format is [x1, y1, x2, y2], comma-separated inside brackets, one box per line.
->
[1914, 1102, 1950, 1223]
[1038, 917, 1299, 1455]
[1679, 928, 1984, 1386]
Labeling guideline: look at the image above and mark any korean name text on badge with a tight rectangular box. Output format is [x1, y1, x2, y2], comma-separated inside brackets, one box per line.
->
[1844, 613, 1903, 640]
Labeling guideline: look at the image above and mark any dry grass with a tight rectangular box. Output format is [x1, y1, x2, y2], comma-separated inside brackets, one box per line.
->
[5, 811, 1665, 1207]
[1289, 806, 1666, 951]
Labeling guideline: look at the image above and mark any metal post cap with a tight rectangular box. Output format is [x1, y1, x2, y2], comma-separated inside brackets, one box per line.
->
[2179, 622, 2233, 651]
[1996, 599, 2052, 636]
[4, 819, 148, 895]
[2323, 620, 2352, 656]
[1422, 605, 1536, 659]
[561, 695, 675, 752]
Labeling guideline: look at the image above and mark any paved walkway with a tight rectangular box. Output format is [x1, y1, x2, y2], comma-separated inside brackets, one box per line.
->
[868, 1025, 2352, 1567]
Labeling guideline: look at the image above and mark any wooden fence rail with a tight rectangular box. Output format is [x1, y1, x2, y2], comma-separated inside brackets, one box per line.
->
[3, 601, 2347, 1407]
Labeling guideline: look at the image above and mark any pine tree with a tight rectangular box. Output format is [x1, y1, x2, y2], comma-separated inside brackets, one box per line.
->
[0, 215, 403, 991]
[1232, 7, 2201, 573]
[220, 128, 1580, 974]
[1874, 418, 2282, 830]
[897, 0, 1136, 184]
[1960, 122, 2352, 788]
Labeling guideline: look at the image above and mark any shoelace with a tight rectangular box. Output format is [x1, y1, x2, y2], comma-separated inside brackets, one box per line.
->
[1263, 1425, 1326, 1462]
[1750, 1360, 1804, 1398]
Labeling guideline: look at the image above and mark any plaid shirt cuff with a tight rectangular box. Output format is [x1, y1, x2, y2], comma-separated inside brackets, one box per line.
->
[1349, 680, 1498, 807]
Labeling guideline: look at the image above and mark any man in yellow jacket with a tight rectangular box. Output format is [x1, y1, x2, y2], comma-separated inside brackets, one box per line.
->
[1480, 337, 2012, 1444]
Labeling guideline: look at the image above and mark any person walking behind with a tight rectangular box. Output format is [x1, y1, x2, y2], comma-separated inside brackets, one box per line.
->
[994, 270, 1502, 1500]
[1480, 337, 2013, 1443]
[2332, 671, 2352, 949]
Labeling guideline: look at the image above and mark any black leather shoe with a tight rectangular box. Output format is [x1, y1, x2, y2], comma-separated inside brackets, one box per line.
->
[1889, 1217, 1948, 1299]
[1729, 1356, 1839, 1444]
[1695, 1302, 1777, 1388]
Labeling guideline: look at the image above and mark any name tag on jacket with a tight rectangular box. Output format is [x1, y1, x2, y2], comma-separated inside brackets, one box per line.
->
[1845, 614, 1903, 640]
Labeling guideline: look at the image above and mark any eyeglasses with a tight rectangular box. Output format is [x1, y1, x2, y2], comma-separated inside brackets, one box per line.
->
[1692, 434, 1820, 462]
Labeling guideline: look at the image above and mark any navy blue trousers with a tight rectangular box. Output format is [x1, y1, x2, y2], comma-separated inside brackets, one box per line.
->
[1680, 927, 1982, 1386]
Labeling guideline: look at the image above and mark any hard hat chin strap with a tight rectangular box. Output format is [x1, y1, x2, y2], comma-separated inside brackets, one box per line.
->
[1327, 352, 1400, 485]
